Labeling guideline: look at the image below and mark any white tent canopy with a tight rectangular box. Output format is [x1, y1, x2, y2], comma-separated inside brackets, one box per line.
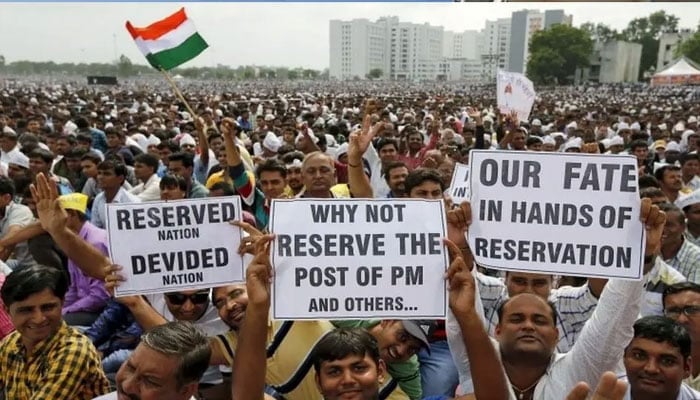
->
[652, 57, 700, 85]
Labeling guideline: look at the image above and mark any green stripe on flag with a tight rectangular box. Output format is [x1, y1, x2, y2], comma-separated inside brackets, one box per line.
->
[145, 33, 208, 71]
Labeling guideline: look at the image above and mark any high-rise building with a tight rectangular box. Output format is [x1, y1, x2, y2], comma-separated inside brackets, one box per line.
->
[443, 30, 482, 59]
[329, 17, 443, 81]
[479, 18, 511, 81]
[508, 9, 571, 74]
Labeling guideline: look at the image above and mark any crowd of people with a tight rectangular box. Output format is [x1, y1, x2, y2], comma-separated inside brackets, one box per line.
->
[0, 75, 698, 400]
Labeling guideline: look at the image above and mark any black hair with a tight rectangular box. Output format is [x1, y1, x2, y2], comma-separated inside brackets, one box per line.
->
[629, 139, 649, 151]
[382, 160, 408, 184]
[168, 152, 195, 169]
[639, 186, 665, 200]
[376, 138, 399, 152]
[638, 175, 661, 190]
[157, 140, 181, 153]
[663, 282, 700, 307]
[654, 164, 681, 182]
[256, 158, 287, 179]
[29, 148, 54, 164]
[280, 151, 305, 164]
[208, 182, 235, 196]
[404, 168, 445, 194]
[207, 133, 223, 145]
[76, 133, 93, 145]
[97, 159, 128, 178]
[658, 202, 685, 225]
[160, 174, 188, 192]
[496, 295, 558, 326]
[81, 151, 103, 164]
[628, 316, 691, 359]
[0, 176, 15, 196]
[1, 264, 69, 306]
[64, 147, 87, 160]
[679, 152, 700, 167]
[311, 328, 381, 373]
[134, 153, 160, 171]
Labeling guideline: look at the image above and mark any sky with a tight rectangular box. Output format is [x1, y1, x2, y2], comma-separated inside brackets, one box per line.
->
[0, 2, 698, 70]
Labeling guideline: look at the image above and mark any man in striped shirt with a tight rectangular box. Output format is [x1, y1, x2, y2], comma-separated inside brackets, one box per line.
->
[659, 203, 700, 283]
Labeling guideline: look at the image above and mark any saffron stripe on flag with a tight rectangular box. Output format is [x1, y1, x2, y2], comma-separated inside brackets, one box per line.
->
[145, 33, 208, 71]
[126, 7, 188, 41]
[133, 19, 197, 55]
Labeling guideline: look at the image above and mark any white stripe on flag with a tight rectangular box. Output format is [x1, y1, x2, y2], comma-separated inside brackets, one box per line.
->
[133, 19, 198, 56]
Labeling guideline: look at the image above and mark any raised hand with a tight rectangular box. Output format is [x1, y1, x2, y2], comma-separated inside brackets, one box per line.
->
[230, 220, 264, 255]
[640, 197, 666, 259]
[30, 173, 67, 235]
[566, 372, 627, 400]
[446, 201, 472, 253]
[246, 234, 275, 307]
[444, 239, 476, 317]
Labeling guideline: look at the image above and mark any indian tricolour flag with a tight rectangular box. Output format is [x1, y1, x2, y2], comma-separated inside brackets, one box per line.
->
[126, 8, 208, 71]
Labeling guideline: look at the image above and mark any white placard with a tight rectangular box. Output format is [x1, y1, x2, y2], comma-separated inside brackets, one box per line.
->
[270, 198, 448, 320]
[468, 150, 645, 280]
[107, 196, 244, 296]
[448, 163, 470, 204]
[497, 70, 536, 122]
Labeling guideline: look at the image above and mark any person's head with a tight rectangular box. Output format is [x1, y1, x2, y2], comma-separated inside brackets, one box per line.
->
[640, 187, 669, 206]
[659, 202, 686, 246]
[159, 174, 188, 200]
[495, 293, 559, 365]
[116, 321, 211, 400]
[504, 272, 553, 299]
[163, 289, 210, 322]
[256, 159, 287, 200]
[212, 284, 248, 330]
[0, 176, 15, 208]
[526, 136, 543, 151]
[105, 128, 124, 149]
[370, 320, 431, 364]
[383, 161, 409, 197]
[207, 133, 224, 154]
[80, 152, 102, 179]
[511, 129, 527, 150]
[406, 131, 424, 152]
[1, 265, 68, 348]
[96, 158, 128, 191]
[663, 282, 700, 341]
[208, 182, 235, 197]
[302, 151, 336, 195]
[0, 130, 18, 153]
[157, 141, 180, 167]
[630, 139, 650, 164]
[282, 151, 305, 192]
[638, 175, 661, 191]
[133, 153, 159, 183]
[28, 148, 54, 176]
[63, 148, 86, 173]
[58, 193, 89, 232]
[655, 165, 683, 193]
[312, 328, 386, 400]
[405, 168, 445, 200]
[55, 135, 75, 157]
[376, 138, 399, 164]
[623, 316, 691, 399]
[167, 152, 195, 181]
[75, 133, 93, 152]
[679, 153, 700, 182]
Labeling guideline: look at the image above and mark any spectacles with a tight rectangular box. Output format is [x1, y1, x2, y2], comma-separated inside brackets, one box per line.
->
[165, 291, 210, 306]
[664, 305, 700, 319]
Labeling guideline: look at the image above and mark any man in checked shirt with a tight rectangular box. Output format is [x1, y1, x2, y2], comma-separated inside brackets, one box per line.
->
[0, 265, 110, 400]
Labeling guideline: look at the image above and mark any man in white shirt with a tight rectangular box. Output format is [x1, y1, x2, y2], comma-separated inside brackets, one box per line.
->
[91, 159, 140, 229]
[129, 153, 161, 202]
[92, 322, 206, 400]
[447, 198, 666, 400]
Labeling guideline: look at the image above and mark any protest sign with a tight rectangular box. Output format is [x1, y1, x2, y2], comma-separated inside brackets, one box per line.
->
[448, 162, 470, 203]
[270, 199, 448, 320]
[496, 70, 536, 122]
[468, 150, 645, 280]
[107, 196, 244, 296]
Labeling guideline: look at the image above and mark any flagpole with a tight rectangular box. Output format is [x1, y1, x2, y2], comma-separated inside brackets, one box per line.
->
[159, 68, 198, 120]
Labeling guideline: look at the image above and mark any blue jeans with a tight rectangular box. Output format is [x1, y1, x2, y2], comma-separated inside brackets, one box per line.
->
[103, 349, 132, 388]
[418, 340, 459, 397]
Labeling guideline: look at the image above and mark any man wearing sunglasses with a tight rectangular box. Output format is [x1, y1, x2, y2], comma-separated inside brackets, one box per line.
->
[663, 282, 700, 391]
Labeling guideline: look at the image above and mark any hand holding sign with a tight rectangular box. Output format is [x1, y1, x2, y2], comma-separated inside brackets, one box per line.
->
[103, 264, 141, 308]
[230, 220, 264, 255]
[446, 201, 472, 252]
[30, 173, 66, 236]
[640, 198, 666, 261]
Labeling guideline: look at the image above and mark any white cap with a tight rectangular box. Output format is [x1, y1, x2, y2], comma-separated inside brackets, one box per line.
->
[566, 121, 578, 130]
[666, 141, 682, 152]
[263, 131, 281, 152]
[688, 116, 698, 124]
[676, 189, 700, 210]
[179, 133, 196, 147]
[609, 136, 624, 147]
[617, 122, 630, 132]
[564, 137, 582, 151]
[542, 136, 555, 145]
[531, 119, 542, 126]
[631, 122, 641, 131]
[7, 152, 29, 169]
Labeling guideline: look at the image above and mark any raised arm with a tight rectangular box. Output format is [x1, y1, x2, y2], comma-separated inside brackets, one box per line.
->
[232, 235, 274, 400]
[31, 173, 110, 279]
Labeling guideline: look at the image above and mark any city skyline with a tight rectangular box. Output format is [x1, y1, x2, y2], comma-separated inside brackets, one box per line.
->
[0, 3, 697, 70]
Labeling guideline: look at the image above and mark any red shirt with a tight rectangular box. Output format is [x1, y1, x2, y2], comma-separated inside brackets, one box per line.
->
[0, 274, 15, 339]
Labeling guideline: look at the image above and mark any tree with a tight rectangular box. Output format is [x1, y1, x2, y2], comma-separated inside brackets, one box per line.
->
[527, 24, 593, 85]
[0, 55, 5, 69]
[117, 54, 134, 77]
[243, 67, 256, 79]
[580, 22, 621, 43]
[621, 11, 680, 79]
[677, 31, 700, 64]
[367, 68, 383, 79]
[287, 69, 299, 80]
